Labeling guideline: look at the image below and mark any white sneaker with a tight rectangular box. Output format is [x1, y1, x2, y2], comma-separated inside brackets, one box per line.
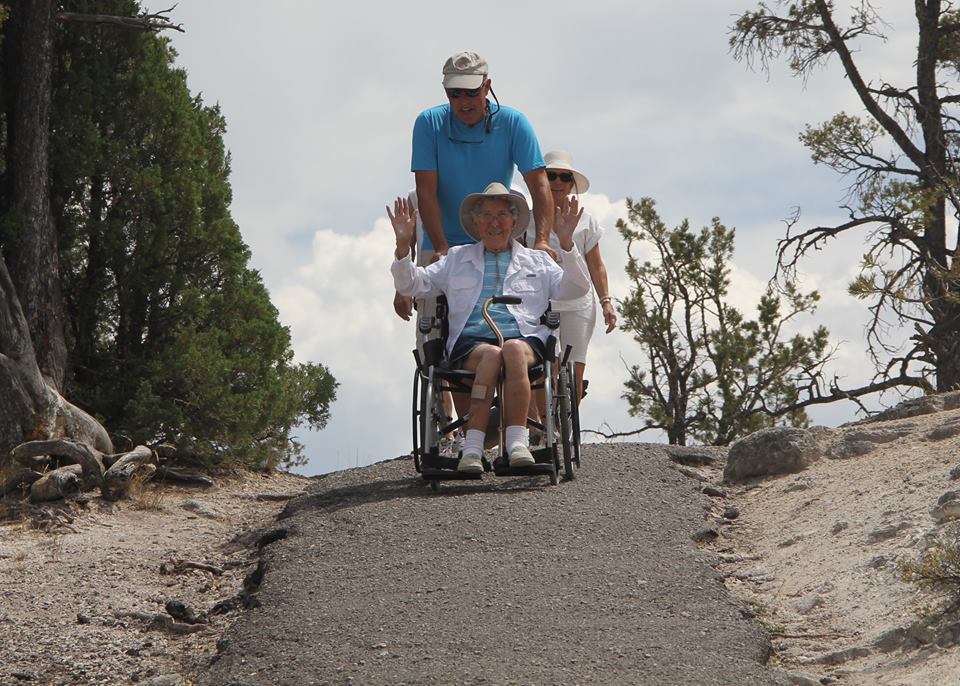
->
[508, 445, 535, 468]
[457, 450, 483, 474]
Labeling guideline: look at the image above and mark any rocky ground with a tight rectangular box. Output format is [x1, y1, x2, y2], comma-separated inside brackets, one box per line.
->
[0, 468, 309, 686]
[703, 390, 960, 685]
[2, 391, 960, 685]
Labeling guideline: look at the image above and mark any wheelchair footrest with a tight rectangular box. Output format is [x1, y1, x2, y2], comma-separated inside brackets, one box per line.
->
[491, 451, 556, 478]
[422, 468, 482, 481]
[421, 453, 460, 471]
[532, 446, 554, 464]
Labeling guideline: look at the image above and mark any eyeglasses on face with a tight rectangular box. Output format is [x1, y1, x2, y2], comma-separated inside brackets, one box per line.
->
[478, 211, 513, 224]
[547, 171, 574, 183]
[445, 86, 483, 99]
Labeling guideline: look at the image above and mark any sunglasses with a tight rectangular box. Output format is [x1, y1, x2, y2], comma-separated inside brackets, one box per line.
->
[445, 86, 483, 99]
[547, 171, 574, 183]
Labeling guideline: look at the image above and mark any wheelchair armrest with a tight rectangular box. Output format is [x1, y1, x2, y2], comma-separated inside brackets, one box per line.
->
[492, 295, 521, 305]
[541, 311, 560, 330]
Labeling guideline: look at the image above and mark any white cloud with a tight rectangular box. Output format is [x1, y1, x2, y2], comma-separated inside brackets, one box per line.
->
[164, 0, 932, 473]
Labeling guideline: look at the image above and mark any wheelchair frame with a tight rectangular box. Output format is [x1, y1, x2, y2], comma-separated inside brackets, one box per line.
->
[410, 294, 581, 490]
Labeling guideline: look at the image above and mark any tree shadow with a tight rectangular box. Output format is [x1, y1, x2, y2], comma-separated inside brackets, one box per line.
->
[279, 474, 549, 518]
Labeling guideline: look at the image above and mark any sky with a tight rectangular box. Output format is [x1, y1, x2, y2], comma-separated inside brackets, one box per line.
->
[163, 1, 934, 475]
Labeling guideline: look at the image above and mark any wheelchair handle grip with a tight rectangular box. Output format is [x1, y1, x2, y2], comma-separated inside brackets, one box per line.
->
[491, 295, 522, 305]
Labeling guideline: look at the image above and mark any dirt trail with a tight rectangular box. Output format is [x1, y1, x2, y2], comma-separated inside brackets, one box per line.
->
[201, 444, 783, 686]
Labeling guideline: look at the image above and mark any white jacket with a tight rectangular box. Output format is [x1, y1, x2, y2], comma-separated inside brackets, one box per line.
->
[392, 240, 591, 357]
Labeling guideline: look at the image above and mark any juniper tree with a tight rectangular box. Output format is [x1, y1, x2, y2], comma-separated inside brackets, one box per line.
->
[730, 1, 959, 393]
[0, 1, 337, 467]
[618, 198, 836, 446]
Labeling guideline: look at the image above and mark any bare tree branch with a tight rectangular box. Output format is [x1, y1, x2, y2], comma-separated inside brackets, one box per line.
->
[59, 5, 184, 33]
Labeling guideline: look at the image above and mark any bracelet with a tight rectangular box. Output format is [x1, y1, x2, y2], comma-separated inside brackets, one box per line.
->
[599, 295, 613, 305]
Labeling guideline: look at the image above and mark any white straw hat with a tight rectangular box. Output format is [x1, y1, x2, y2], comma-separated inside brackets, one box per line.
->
[543, 149, 590, 193]
[460, 183, 530, 242]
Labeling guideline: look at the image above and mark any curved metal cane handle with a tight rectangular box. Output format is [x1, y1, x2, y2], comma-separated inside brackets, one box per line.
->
[481, 296, 522, 348]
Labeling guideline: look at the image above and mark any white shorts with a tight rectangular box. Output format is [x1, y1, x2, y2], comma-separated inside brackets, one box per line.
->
[558, 304, 596, 365]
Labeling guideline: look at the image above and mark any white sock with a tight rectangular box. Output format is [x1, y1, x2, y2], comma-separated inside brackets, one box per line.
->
[505, 425, 529, 452]
[463, 429, 485, 456]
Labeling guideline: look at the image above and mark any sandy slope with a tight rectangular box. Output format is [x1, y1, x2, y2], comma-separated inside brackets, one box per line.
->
[0, 469, 308, 686]
[709, 394, 960, 686]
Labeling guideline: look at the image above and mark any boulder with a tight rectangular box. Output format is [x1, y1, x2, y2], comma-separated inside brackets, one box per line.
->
[724, 427, 824, 483]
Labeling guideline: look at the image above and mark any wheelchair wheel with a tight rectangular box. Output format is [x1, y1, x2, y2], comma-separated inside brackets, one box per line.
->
[572, 374, 582, 468]
[422, 367, 441, 457]
[558, 362, 575, 480]
[541, 356, 561, 477]
[412, 369, 424, 473]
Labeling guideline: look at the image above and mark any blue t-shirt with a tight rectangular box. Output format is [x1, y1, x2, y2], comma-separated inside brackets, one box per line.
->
[411, 102, 544, 249]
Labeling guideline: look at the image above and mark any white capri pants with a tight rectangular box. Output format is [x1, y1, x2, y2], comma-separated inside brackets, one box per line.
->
[558, 302, 597, 365]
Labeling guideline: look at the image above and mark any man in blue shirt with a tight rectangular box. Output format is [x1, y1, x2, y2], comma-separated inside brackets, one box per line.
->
[394, 52, 554, 319]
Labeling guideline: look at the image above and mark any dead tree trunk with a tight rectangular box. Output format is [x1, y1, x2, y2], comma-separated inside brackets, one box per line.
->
[30, 464, 82, 502]
[103, 445, 155, 501]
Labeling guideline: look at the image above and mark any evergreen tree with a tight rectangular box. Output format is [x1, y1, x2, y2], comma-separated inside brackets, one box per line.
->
[619, 198, 834, 446]
[46, 0, 337, 467]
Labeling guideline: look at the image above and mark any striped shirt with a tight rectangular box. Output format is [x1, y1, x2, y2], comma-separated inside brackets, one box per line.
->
[459, 250, 520, 340]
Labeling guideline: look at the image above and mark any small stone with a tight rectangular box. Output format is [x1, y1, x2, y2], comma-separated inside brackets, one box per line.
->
[722, 506, 740, 520]
[831, 521, 848, 535]
[779, 534, 805, 547]
[937, 490, 960, 506]
[180, 500, 219, 519]
[702, 486, 727, 498]
[784, 478, 815, 493]
[139, 676, 184, 686]
[866, 522, 911, 543]
[691, 528, 719, 543]
[793, 595, 823, 614]
[678, 467, 709, 482]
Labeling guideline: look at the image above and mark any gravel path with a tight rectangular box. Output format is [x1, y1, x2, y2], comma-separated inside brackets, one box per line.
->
[201, 444, 784, 685]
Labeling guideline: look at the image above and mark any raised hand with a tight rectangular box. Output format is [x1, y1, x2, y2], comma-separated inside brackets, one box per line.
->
[393, 291, 413, 321]
[553, 195, 583, 252]
[387, 196, 417, 259]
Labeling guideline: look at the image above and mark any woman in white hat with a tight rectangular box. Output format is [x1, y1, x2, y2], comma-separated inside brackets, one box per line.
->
[528, 150, 617, 401]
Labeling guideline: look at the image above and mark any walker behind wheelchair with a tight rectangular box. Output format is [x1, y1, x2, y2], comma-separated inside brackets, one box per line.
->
[410, 294, 582, 490]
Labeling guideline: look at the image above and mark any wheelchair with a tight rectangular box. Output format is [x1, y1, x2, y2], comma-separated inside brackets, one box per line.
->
[410, 294, 582, 490]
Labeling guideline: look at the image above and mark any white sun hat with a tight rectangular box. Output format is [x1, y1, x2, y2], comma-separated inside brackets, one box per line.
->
[543, 149, 590, 193]
[460, 182, 530, 242]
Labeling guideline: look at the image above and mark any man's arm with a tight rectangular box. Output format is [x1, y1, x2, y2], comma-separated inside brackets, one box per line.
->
[523, 167, 555, 258]
[415, 170, 449, 258]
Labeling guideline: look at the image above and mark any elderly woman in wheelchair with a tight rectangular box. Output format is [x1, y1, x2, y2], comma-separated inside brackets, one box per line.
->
[389, 182, 589, 482]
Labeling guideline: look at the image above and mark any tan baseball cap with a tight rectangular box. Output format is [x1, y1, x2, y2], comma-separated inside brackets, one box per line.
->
[442, 52, 488, 89]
